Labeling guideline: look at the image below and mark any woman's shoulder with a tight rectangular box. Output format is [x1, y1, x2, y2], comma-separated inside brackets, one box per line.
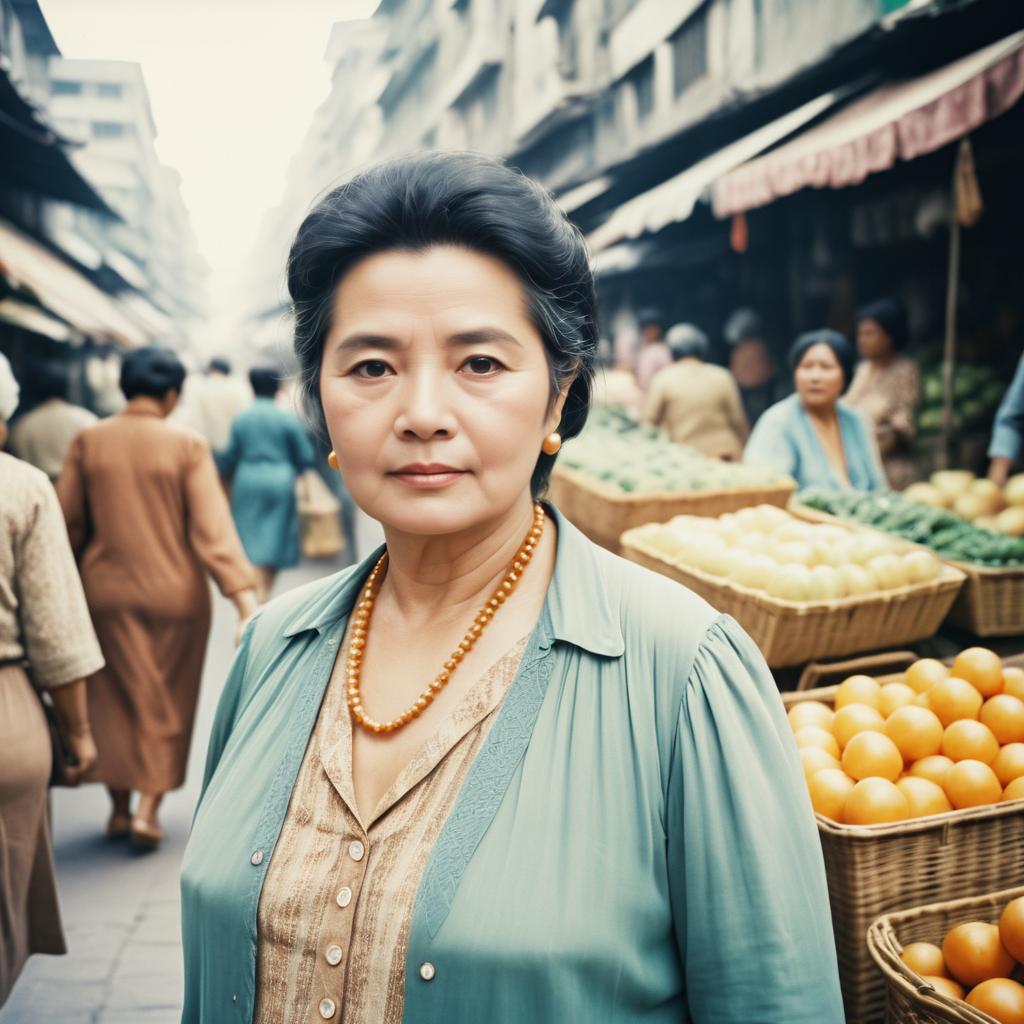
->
[0, 451, 53, 511]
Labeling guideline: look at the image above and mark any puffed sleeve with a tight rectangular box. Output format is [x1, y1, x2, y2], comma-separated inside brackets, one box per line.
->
[667, 616, 844, 1023]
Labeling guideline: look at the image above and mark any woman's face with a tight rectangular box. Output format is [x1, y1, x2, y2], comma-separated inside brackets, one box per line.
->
[856, 317, 892, 360]
[319, 245, 568, 537]
[794, 342, 845, 411]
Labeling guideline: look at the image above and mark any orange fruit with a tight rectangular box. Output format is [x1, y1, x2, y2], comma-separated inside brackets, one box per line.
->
[897, 776, 953, 818]
[928, 676, 984, 726]
[885, 706, 944, 761]
[941, 720, 1000, 764]
[1004, 777, 1024, 802]
[842, 731, 904, 782]
[1000, 896, 1024, 963]
[832, 704, 886, 748]
[1003, 667, 1024, 702]
[880, 682, 916, 717]
[905, 658, 950, 694]
[994, 744, 1024, 787]
[901, 941, 948, 978]
[965, 977, 1024, 1023]
[793, 726, 841, 759]
[944, 760, 1003, 809]
[800, 747, 841, 781]
[844, 778, 911, 825]
[909, 755, 955, 787]
[923, 975, 965, 1000]
[952, 647, 1005, 697]
[943, 921, 1016, 986]
[982, 695, 1024, 745]
[835, 674, 883, 711]
[788, 701, 835, 732]
[807, 768, 855, 821]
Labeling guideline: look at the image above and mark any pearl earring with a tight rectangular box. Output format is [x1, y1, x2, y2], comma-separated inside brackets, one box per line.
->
[327, 451, 339, 470]
[541, 432, 562, 455]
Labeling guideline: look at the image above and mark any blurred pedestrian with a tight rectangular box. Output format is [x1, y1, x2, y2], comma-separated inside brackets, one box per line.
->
[172, 355, 252, 451]
[745, 329, 887, 492]
[988, 351, 1024, 486]
[723, 309, 782, 428]
[633, 307, 672, 393]
[216, 365, 316, 603]
[643, 323, 748, 460]
[0, 354, 103, 1006]
[8, 360, 96, 480]
[846, 298, 920, 489]
[57, 347, 257, 849]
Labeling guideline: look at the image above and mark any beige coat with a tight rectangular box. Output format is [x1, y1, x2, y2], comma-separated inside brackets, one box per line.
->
[57, 399, 255, 793]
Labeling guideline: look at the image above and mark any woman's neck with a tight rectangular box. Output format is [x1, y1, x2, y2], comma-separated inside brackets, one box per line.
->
[803, 401, 839, 425]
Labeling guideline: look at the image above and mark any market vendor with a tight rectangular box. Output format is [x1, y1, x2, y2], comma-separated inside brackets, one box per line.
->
[744, 328, 888, 492]
[987, 351, 1024, 486]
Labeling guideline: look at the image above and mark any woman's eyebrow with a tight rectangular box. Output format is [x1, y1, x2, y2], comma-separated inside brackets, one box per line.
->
[448, 328, 522, 349]
[334, 333, 402, 354]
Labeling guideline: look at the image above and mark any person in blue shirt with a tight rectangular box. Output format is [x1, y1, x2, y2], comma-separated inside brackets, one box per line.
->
[216, 366, 315, 602]
[988, 352, 1024, 486]
[745, 328, 888, 492]
[181, 151, 843, 1024]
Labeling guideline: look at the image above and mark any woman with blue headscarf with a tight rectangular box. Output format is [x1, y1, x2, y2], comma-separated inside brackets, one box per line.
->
[744, 329, 888, 492]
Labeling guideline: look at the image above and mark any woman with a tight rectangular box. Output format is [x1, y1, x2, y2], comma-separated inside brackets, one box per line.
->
[0, 354, 103, 1005]
[745, 329, 888, 492]
[845, 298, 920, 489]
[217, 365, 316, 602]
[58, 347, 257, 849]
[181, 152, 843, 1023]
[643, 323, 748, 459]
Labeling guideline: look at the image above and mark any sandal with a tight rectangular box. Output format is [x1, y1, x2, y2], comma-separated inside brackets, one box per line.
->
[130, 815, 164, 851]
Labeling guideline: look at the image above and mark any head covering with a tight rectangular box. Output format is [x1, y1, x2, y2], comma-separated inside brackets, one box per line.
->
[666, 323, 709, 361]
[855, 297, 908, 350]
[788, 329, 856, 391]
[0, 353, 20, 422]
[723, 308, 763, 346]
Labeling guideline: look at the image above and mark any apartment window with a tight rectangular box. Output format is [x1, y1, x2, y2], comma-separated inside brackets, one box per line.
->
[671, 5, 708, 98]
[626, 55, 654, 122]
[97, 82, 123, 98]
[92, 121, 125, 138]
[51, 80, 81, 95]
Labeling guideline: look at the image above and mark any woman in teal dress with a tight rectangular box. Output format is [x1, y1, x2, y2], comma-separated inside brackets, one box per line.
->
[181, 153, 843, 1023]
[217, 366, 315, 602]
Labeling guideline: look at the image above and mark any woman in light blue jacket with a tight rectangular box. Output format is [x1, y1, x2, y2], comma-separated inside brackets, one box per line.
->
[181, 152, 843, 1023]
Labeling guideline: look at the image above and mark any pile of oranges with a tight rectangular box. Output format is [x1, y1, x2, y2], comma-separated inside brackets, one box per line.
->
[899, 894, 1024, 1023]
[788, 648, 1024, 825]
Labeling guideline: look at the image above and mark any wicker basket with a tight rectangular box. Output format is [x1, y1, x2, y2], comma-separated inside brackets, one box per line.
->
[621, 530, 966, 668]
[548, 465, 795, 553]
[780, 687, 1024, 1023]
[868, 885, 1024, 1023]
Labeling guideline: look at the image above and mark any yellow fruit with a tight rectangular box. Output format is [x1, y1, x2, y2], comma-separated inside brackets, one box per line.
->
[800, 747, 841, 781]
[994, 744, 1024, 787]
[880, 682, 917, 717]
[832, 703, 886, 749]
[944, 760, 1003, 809]
[965, 977, 1024, 1023]
[909, 755, 955, 787]
[900, 942, 948, 978]
[923, 975, 965, 1000]
[981, 695, 1024, 745]
[844, 778, 911, 825]
[943, 922, 1016, 986]
[842, 731, 904, 782]
[897, 776, 953, 818]
[807, 768, 855, 821]
[835, 674, 883, 711]
[1004, 777, 1024, 802]
[793, 726, 841, 759]
[941, 719, 1000, 764]
[884, 706, 944, 761]
[927, 676, 984, 726]
[952, 647, 1005, 698]
[999, 896, 1024, 964]
[905, 658, 950, 694]
[1003, 667, 1024, 702]
[788, 700, 835, 733]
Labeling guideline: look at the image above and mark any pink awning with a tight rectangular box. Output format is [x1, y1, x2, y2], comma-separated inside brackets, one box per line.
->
[713, 31, 1024, 218]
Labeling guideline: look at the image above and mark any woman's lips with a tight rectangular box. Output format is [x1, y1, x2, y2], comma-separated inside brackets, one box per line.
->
[389, 469, 468, 489]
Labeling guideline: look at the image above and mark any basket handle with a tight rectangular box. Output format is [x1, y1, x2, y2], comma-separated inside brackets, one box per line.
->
[796, 650, 919, 692]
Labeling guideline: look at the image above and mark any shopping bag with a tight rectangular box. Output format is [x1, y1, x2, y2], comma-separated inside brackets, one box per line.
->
[296, 470, 345, 559]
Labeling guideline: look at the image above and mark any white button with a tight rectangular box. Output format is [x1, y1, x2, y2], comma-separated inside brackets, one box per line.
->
[319, 997, 336, 1018]
[326, 638, 337, 647]
[419, 962, 436, 982]
[336, 887, 352, 908]
[348, 840, 365, 862]
[250, 849, 264, 866]
[325, 944, 343, 966]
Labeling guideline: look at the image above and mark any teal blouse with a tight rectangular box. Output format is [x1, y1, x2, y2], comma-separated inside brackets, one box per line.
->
[180, 507, 843, 1023]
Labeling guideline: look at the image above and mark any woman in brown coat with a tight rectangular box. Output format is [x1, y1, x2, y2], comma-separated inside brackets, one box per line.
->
[57, 348, 257, 849]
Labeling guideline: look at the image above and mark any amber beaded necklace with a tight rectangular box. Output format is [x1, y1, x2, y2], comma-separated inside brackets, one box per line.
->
[346, 503, 546, 735]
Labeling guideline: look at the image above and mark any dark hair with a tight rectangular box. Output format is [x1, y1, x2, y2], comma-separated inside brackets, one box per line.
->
[249, 365, 281, 398]
[788, 329, 856, 391]
[666, 323, 709, 361]
[723, 308, 763, 346]
[855, 298, 908, 351]
[120, 347, 185, 401]
[637, 307, 665, 332]
[34, 360, 71, 401]
[208, 357, 232, 375]
[287, 151, 597, 498]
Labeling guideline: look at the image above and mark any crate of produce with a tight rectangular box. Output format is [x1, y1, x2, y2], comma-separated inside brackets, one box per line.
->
[868, 886, 1024, 1023]
[796, 488, 1024, 638]
[550, 407, 794, 552]
[621, 505, 965, 667]
[781, 652, 1024, 1023]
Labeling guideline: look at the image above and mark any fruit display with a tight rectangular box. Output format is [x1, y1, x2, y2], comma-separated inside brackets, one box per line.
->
[917, 361, 1005, 437]
[896, 893, 1024, 1024]
[791, 650, 1024, 825]
[631, 504, 944, 602]
[903, 470, 1024, 537]
[800, 487, 1024, 568]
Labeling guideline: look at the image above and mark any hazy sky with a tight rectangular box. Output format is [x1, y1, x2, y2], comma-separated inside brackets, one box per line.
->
[40, 0, 379, 351]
